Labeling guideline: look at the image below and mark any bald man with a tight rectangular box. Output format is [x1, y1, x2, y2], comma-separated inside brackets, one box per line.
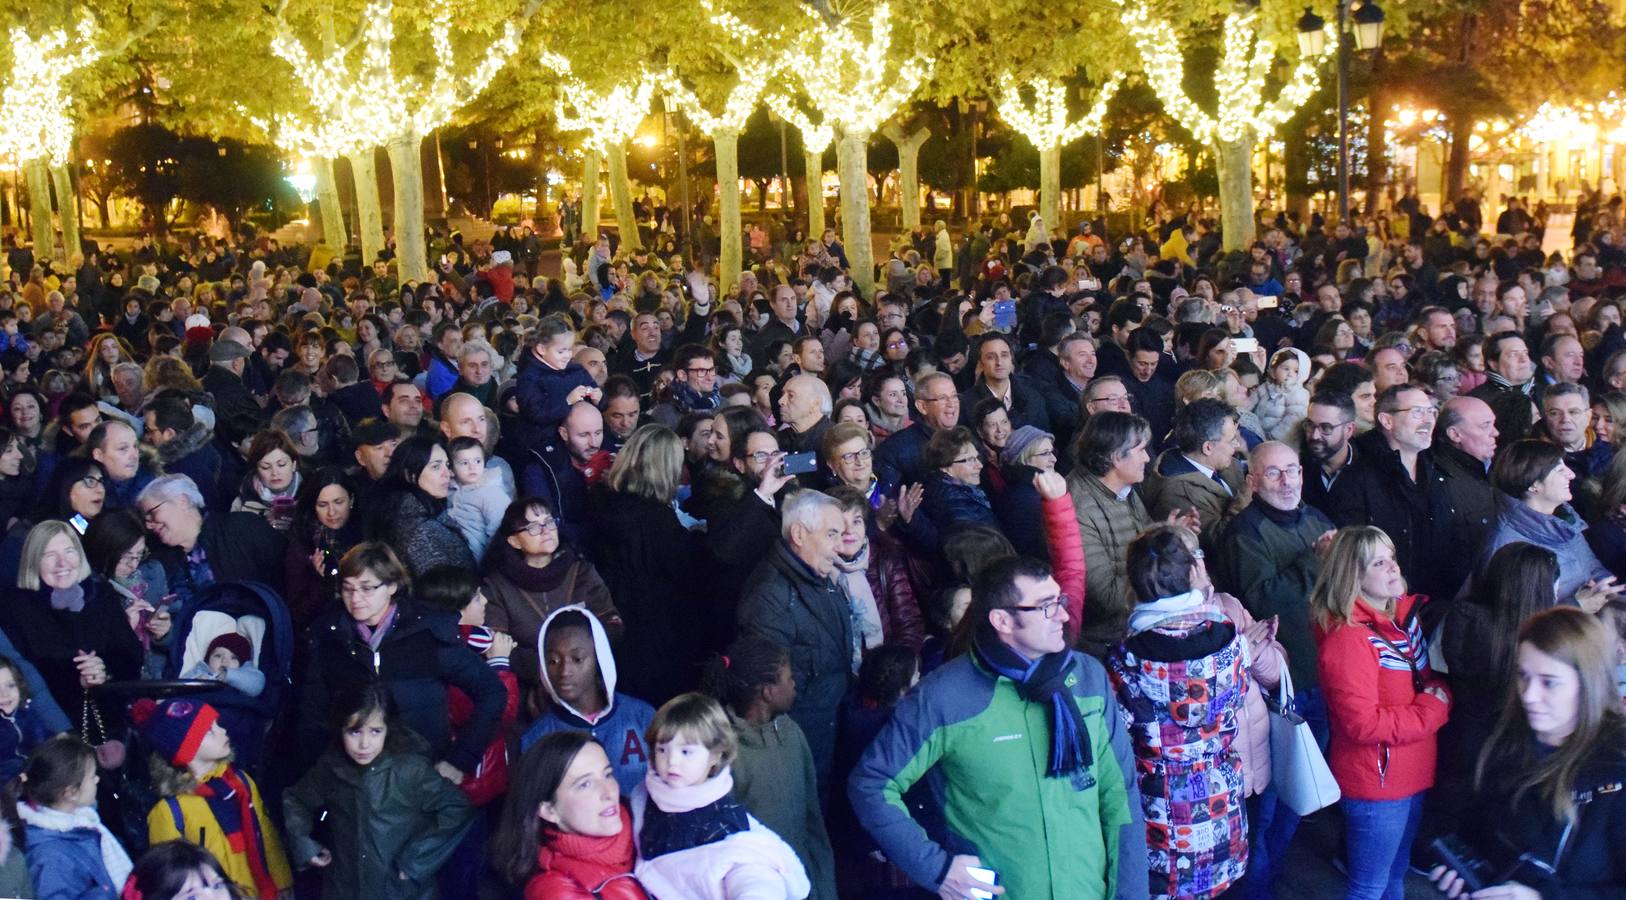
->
[776, 373, 832, 456]
[440, 392, 514, 494]
[517, 401, 609, 547]
[1432, 395, 1499, 539]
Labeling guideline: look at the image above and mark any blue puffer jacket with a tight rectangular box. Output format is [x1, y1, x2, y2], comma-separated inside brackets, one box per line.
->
[23, 816, 121, 900]
[918, 473, 999, 544]
[1478, 493, 1612, 605]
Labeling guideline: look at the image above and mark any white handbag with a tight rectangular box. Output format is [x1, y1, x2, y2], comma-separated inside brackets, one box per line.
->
[1266, 668, 1341, 815]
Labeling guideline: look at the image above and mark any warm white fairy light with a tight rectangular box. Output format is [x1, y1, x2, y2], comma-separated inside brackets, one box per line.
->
[783, 3, 931, 137]
[765, 92, 834, 154]
[1111, 0, 1333, 145]
[541, 53, 654, 152]
[995, 72, 1123, 148]
[270, 0, 524, 149]
[656, 58, 774, 137]
[0, 15, 102, 167]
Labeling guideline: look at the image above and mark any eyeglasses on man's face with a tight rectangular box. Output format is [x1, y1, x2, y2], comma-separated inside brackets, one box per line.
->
[1007, 595, 1069, 619]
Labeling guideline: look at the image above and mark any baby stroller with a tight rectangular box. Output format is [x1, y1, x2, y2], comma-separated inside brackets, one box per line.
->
[159, 579, 294, 772]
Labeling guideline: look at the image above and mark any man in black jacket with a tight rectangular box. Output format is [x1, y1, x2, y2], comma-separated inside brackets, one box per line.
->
[1329, 384, 1467, 602]
[737, 489, 853, 786]
[201, 340, 263, 447]
[1434, 396, 1499, 546]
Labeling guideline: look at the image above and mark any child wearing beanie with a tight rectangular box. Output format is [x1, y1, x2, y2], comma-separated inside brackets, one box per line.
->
[180, 633, 265, 698]
[135, 697, 292, 899]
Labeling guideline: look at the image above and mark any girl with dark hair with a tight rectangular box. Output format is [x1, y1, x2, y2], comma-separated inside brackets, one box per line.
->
[282, 467, 361, 634]
[283, 683, 472, 900]
[702, 636, 837, 900]
[1109, 523, 1283, 900]
[370, 434, 475, 577]
[490, 732, 648, 899]
[127, 840, 244, 900]
[17, 735, 132, 899]
[0, 428, 34, 530]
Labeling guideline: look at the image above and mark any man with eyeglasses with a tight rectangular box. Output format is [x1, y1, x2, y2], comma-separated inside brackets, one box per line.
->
[1329, 384, 1466, 601]
[851, 555, 1145, 900]
[1299, 390, 1358, 513]
[1216, 440, 1336, 891]
[1540, 383, 1611, 483]
[650, 345, 722, 429]
[874, 371, 960, 488]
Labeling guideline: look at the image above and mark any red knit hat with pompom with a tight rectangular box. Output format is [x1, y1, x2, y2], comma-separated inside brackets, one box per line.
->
[131, 697, 219, 766]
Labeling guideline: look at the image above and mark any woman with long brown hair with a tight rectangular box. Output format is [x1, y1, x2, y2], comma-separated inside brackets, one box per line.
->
[1431, 607, 1626, 898]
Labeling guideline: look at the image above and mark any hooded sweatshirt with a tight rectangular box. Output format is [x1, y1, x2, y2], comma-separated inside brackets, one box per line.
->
[520, 605, 654, 796]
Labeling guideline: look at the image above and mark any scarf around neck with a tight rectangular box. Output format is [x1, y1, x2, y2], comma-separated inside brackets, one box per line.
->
[194, 765, 280, 899]
[17, 800, 132, 889]
[539, 804, 641, 894]
[971, 625, 1091, 778]
[49, 583, 86, 612]
[639, 767, 749, 859]
[1128, 588, 1208, 634]
[833, 544, 884, 665]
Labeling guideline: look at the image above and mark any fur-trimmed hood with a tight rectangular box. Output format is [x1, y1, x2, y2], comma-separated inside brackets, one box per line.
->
[155, 419, 215, 468]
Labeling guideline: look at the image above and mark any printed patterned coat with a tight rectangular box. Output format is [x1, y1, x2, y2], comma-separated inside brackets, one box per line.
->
[1109, 611, 1251, 900]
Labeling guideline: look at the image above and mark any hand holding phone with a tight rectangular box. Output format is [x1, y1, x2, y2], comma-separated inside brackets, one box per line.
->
[779, 451, 818, 477]
[1231, 337, 1260, 353]
[1257, 295, 1280, 309]
[941, 855, 1005, 899]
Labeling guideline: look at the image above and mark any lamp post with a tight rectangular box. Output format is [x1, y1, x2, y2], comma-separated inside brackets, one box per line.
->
[1298, 0, 1385, 222]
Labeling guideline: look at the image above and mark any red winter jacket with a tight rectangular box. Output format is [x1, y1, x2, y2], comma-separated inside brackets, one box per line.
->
[447, 658, 520, 807]
[864, 533, 925, 651]
[1316, 594, 1451, 801]
[525, 804, 649, 900]
[1041, 492, 1086, 643]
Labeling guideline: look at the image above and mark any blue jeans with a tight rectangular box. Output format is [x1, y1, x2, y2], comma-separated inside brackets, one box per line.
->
[1342, 793, 1426, 900]
[1244, 783, 1301, 900]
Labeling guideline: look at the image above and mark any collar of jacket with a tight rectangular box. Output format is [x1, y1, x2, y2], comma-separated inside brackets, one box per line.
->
[771, 539, 834, 588]
[1435, 442, 1490, 480]
[1495, 492, 1587, 543]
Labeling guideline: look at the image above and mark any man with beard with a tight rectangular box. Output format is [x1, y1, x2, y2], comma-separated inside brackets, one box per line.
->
[519, 401, 612, 550]
[1299, 391, 1359, 513]
[599, 376, 643, 455]
[702, 427, 799, 645]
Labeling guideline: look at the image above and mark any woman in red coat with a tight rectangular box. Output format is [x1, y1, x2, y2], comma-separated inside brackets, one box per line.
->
[491, 732, 648, 900]
[1312, 525, 1451, 900]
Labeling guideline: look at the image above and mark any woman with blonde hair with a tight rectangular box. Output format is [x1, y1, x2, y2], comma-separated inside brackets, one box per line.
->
[586, 425, 705, 704]
[1431, 607, 1626, 899]
[1312, 525, 1451, 900]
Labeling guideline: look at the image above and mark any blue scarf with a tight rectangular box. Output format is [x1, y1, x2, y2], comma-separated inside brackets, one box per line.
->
[669, 380, 721, 414]
[971, 624, 1092, 778]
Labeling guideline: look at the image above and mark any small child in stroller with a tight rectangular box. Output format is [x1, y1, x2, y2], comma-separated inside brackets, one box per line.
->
[180, 633, 265, 698]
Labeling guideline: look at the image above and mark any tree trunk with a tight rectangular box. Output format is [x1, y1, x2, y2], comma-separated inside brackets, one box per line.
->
[1445, 116, 1472, 203]
[804, 150, 826, 239]
[24, 159, 53, 261]
[315, 156, 348, 250]
[348, 149, 386, 266]
[606, 141, 641, 252]
[385, 133, 429, 286]
[49, 164, 79, 262]
[1365, 74, 1389, 210]
[883, 122, 930, 231]
[1038, 143, 1062, 235]
[1214, 137, 1256, 252]
[714, 128, 743, 297]
[580, 147, 602, 241]
[837, 129, 876, 295]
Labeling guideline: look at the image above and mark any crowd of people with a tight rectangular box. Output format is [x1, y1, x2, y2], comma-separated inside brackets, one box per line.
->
[0, 186, 1621, 900]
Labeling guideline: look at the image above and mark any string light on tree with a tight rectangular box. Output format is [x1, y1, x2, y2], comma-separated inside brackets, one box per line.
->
[994, 71, 1123, 231]
[270, 0, 532, 283]
[0, 15, 101, 168]
[541, 50, 655, 251]
[1110, 0, 1334, 249]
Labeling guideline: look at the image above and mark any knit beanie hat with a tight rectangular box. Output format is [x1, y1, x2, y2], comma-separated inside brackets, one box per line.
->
[1000, 425, 1055, 469]
[207, 632, 253, 666]
[131, 698, 219, 766]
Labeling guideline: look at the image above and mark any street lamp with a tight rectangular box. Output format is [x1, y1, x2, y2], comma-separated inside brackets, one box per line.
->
[1298, 0, 1385, 221]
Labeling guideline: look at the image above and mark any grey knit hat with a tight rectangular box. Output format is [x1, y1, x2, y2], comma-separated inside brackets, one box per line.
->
[1000, 425, 1055, 468]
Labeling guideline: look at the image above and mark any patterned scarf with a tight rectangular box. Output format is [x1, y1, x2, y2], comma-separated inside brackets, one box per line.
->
[195, 766, 280, 899]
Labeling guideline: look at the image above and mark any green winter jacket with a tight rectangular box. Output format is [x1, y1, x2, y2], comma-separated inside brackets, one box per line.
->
[1217, 499, 1335, 688]
[283, 742, 472, 900]
[730, 711, 838, 900]
[1068, 471, 1152, 654]
[848, 650, 1147, 900]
